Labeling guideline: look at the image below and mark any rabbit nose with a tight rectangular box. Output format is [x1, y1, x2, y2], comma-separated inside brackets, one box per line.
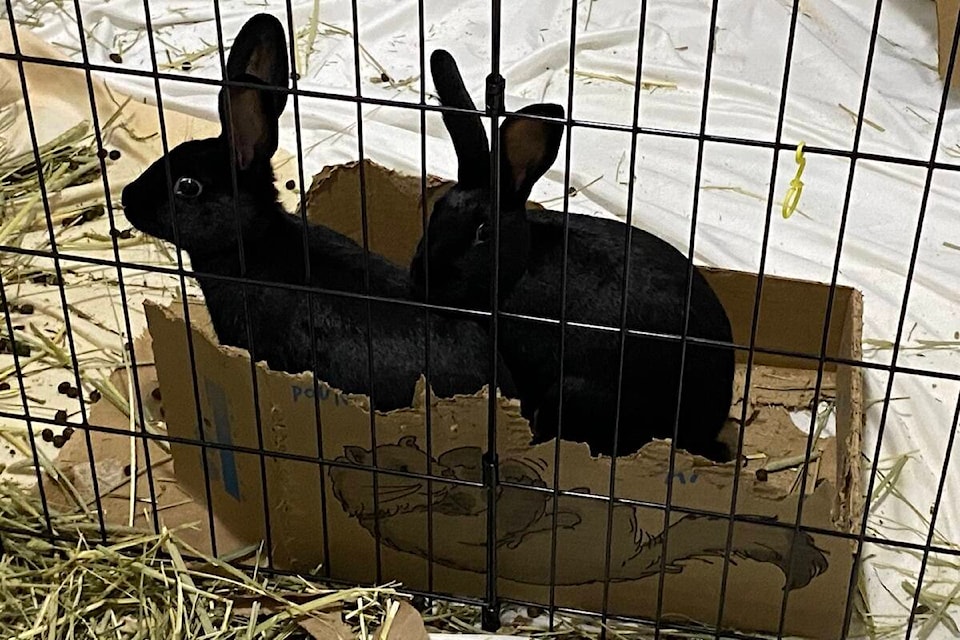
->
[120, 184, 133, 209]
[120, 182, 142, 211]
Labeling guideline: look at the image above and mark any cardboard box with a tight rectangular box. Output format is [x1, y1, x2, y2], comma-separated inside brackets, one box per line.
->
[937, 0, 960, 87]
[144, 160, 864, 639]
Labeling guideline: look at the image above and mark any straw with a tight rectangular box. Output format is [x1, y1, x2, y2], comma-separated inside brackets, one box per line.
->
[0, 479, 411, 639]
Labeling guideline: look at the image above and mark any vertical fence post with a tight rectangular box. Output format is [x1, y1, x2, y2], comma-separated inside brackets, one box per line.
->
[483, 0, 506, 628]
[481, 67, 506, 634]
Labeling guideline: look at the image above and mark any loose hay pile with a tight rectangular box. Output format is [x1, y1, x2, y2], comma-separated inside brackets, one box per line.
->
[0, 480, 409, 640]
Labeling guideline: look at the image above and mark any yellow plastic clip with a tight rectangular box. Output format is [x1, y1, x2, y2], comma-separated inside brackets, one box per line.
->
[782, 141, 806, 219]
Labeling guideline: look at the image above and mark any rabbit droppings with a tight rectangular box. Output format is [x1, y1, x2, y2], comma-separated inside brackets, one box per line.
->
[410, 50, 735, 461]
[121, 15, 516, 412]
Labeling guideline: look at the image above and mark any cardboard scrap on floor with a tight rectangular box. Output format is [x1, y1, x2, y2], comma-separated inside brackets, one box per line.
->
[937, 0, 960, 88]
[376, 602, 431, 640]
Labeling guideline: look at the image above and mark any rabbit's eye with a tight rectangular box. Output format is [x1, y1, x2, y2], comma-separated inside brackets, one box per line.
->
[474, 223, 490, 245]
[174, 177, 203, 199]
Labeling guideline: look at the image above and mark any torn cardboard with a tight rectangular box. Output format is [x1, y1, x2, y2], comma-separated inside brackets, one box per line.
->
[138, 160, 863, 639]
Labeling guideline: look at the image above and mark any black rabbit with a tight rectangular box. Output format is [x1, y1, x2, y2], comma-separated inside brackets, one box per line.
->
[410, 50, 735, 460]
[121, 15, 516, 412]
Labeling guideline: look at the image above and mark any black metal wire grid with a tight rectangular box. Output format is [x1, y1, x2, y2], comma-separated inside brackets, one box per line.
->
[0, 1, 957, 639]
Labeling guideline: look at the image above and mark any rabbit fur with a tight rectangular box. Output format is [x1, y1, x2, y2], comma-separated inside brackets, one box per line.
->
[410, 50, 735, 460]
[122, 16, 517, 412]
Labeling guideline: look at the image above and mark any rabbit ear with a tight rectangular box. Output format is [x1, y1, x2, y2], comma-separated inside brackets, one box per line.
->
[498, 103, 565, 205]
[430, 50, 490, 189]
[219, 14, 289, 170]
[226, 14, 289, 115]
[220, 88, 275, 170]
